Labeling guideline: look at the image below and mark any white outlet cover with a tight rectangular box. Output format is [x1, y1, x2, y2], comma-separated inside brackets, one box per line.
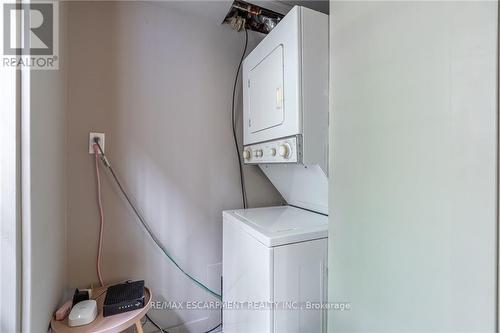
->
[89, 132, 105, 154]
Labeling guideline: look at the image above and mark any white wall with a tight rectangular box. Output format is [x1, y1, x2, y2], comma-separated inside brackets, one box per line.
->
[329, 1, 497, 332]
[21, 3, 68, 333]
[65, 2, 281, 331]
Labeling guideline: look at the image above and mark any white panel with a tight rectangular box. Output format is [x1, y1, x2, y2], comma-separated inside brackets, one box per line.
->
[230, 206, 328, 247]
[273, 238, 328, 333]
[244, 136, 300, 164]
[300, 7, 329, 173]
[0, 27, 20, 332]
[223, 213, 272, 333]
[260, 164, 328, 215]
[249, 45, 285, 133]
[22, 3, 67, 332]
[329, 1, 497, 332]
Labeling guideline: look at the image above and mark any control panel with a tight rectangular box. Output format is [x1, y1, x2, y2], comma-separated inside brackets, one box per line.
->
[243, 136, 301, 164]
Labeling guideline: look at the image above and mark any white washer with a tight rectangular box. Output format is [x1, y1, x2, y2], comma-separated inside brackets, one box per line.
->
[222, 206, 328, 333]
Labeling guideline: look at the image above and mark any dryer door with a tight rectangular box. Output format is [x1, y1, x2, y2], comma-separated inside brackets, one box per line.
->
[248, 45, 285, 134]
[243, 6, 301, 145]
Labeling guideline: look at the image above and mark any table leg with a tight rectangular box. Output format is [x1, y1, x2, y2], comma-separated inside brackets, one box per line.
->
[135, 319, 144, 333]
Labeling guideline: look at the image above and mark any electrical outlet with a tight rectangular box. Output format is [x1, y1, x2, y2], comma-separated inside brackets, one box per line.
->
[89, 132, 105, 154]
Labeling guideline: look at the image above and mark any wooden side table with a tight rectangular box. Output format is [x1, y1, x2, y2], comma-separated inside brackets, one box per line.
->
[51, 286, 152, 333]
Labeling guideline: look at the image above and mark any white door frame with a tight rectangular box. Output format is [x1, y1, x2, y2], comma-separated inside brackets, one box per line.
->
[0, 0, 22, 330]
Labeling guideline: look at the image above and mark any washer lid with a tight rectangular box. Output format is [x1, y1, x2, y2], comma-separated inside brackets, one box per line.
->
[229, 206, 328, 247]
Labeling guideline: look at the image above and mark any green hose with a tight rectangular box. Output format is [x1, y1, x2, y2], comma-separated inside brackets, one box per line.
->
[95, 140, 222, 301]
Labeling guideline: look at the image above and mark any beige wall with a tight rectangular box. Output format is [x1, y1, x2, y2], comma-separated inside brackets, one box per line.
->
[328, 1, 498, 331]
[66, 2, 281, 331]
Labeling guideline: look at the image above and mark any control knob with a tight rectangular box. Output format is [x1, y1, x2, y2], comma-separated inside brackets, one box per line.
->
[278, 143, 291, 159]
[243, 149, 251, 160]
[254, 149, 263, 158]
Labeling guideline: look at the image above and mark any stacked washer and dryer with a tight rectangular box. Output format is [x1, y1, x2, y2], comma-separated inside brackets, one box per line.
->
[223, 6, 329, 333]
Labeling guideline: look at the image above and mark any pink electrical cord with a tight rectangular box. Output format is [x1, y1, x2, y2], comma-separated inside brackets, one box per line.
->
[92, 143, 105, 287]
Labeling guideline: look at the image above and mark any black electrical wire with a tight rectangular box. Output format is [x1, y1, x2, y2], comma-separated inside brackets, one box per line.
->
[146, 314, 169, 333]
[92, 139, 222, 300]
[231, 28, 249, 209]
[203, 322, 222, 333]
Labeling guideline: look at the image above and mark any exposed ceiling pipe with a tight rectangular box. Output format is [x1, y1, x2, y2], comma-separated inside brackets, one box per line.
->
[223, 0, 285, 34]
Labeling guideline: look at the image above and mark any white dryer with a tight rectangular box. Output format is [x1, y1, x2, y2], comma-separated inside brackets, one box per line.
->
[223, 5, 329, 333]
[222, 206, 328, 333]
[241, 5, 329, 215]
